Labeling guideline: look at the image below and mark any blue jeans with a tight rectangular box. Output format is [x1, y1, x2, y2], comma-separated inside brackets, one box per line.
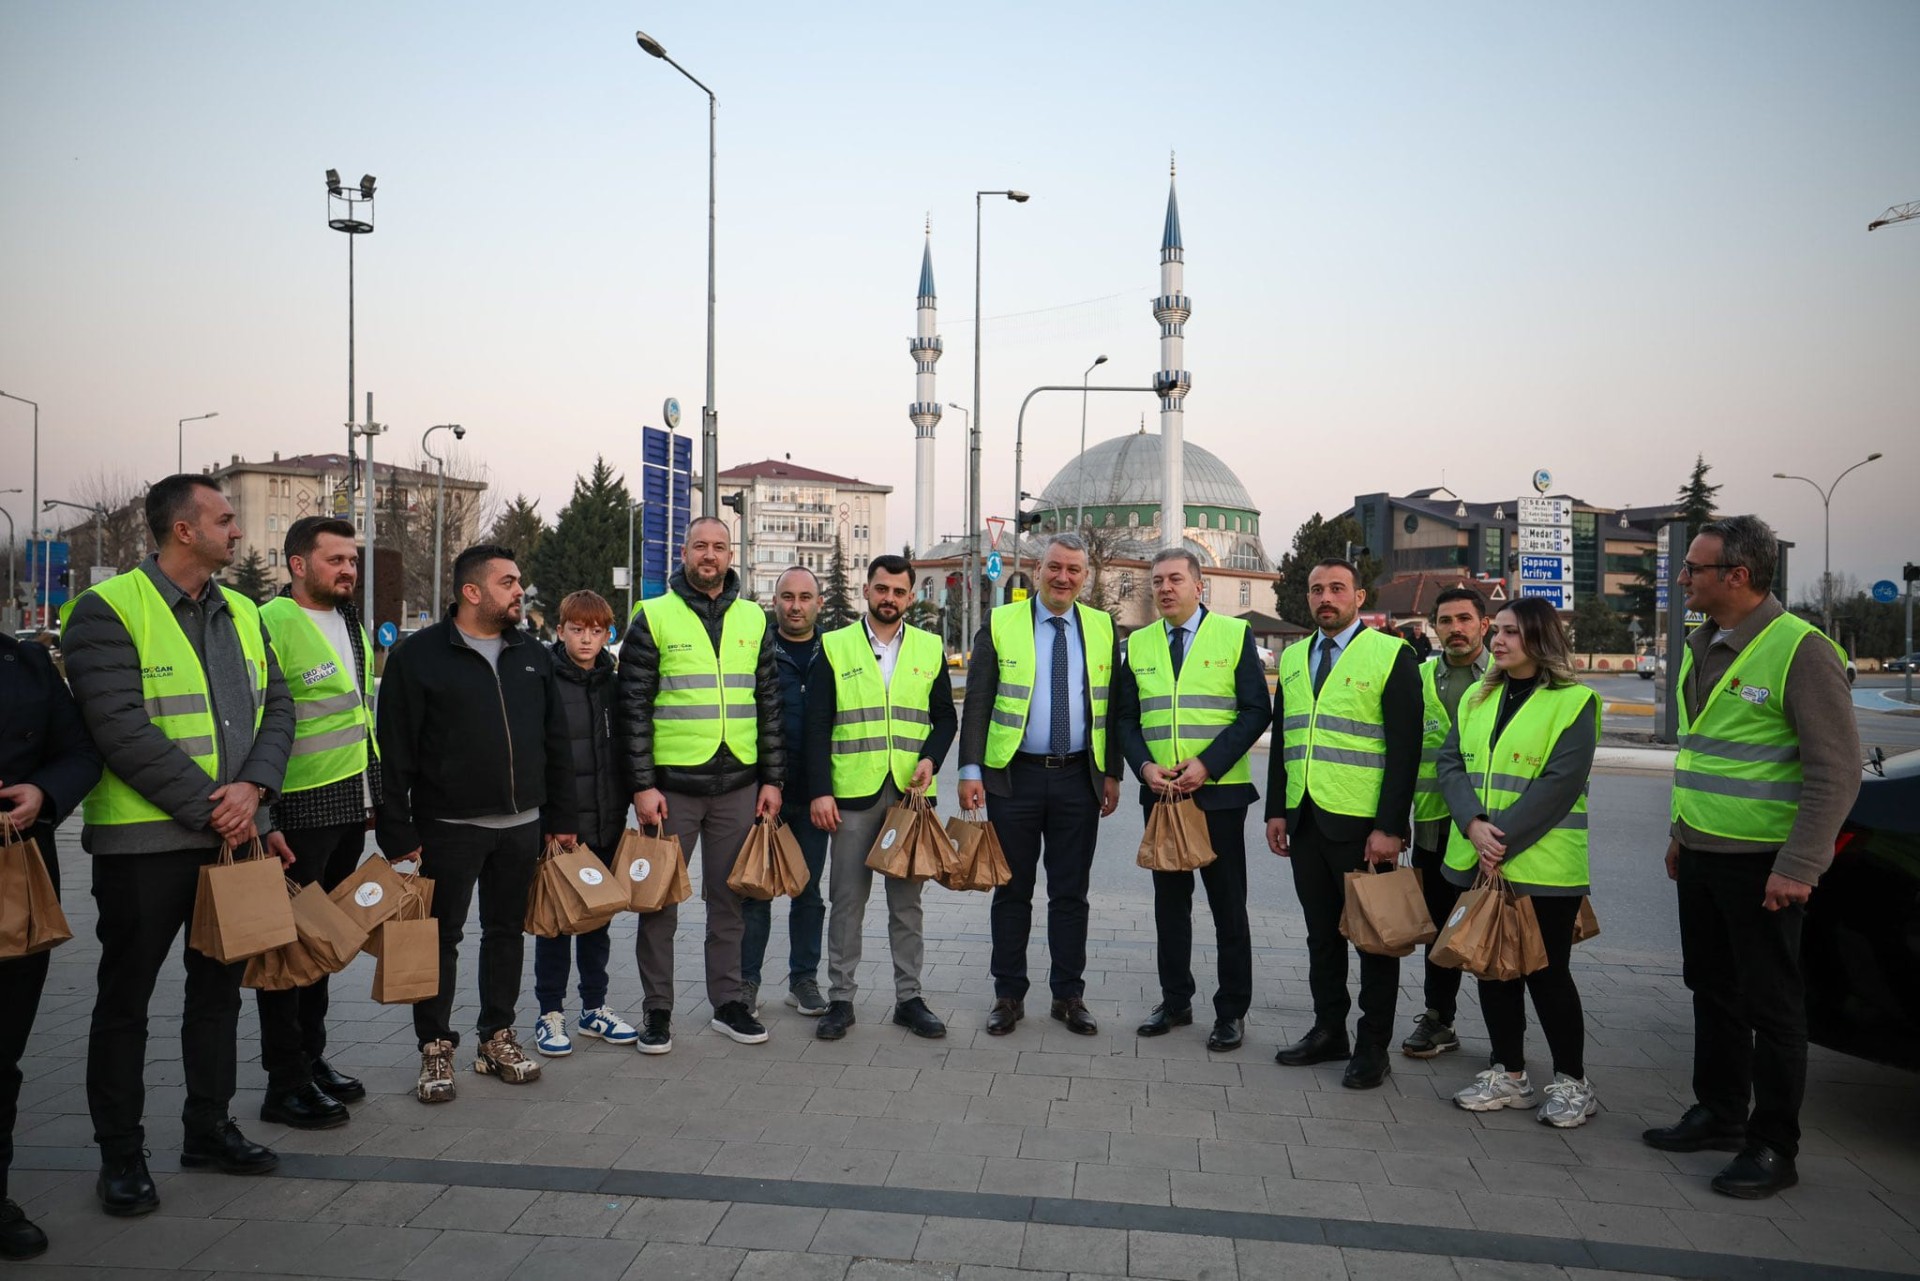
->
[739, 804, 828, 987]
[533, 923, 612, 1015]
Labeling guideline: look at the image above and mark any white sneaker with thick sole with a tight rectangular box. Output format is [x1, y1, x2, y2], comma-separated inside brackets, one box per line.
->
[1453, 1066, 1535, 1111]
[1537, 1074, 1599, 1128]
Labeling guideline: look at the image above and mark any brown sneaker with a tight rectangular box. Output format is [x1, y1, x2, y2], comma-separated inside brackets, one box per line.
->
[416, 1039, 457, 1104]
[474, 1029, 542, 1084]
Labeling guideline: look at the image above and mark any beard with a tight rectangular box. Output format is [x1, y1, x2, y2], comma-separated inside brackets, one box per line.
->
[869, 601, 902, 624]
[686, 562, 725, 591]
[304, 571, 353, 608]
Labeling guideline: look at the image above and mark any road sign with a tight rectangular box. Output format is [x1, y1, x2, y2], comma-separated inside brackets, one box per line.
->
[1656, 553, 1670, 609]
[1873, 579, 1899, 604]
[986, 517, 1006, 551]
[1517, 582, 1574, 610]
[985, 551, 1003, 582]
[1516, 526, 1574, 554]
[1518, 553, 1573, 583]
[1517, 497, 1572, 526]
[376, 621, 399, 648]
[638, 426, 693, 599]
[1011, 587, 1028, 602]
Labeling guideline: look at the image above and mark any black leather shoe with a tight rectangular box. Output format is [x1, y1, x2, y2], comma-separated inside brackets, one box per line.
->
[1275, 1026, 1351, 1067]
[260, 1082, 350, 1131]
[1642, 1103, 1747, 1153]
[893, 997, 947, 1039]
[985, 998, 1024, 1036]
[1711, 1145, 1798, 1199]
[311, 1057, 366, 1103]
[1050, 997, 1099, 1036]
[816, 1000, 856, 1041]
[1207, 1018, 1245, 1052]
[180, 1120, 279, 1175]
[0, 1199, 49, 1260]
[1137, 1003, 1194, 1037]
[1341, 1043, 1391, 1090]
[96, 1153, 159, 1217]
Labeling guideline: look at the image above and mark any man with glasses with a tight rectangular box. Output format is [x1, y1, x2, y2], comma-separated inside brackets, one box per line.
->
[1642, 516, 1858, 1199]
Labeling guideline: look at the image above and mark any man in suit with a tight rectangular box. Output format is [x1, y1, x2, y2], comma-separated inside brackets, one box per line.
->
[959, 533, 1121, 1036]
[1264, 559, 1421, 1089]
[1112, 548, 1270, 1052]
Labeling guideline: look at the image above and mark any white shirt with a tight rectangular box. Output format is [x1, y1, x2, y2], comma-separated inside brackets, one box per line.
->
[865, 617, 903, 688]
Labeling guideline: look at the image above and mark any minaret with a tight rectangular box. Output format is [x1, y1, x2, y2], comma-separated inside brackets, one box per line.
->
[1153, 156, 1191, 548]
[909, 219, 943, 554]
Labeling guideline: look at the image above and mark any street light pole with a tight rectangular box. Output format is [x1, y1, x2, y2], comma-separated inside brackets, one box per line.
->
[968, 188, 1030, 648]
[1074, 355, 1108, 534]
[1771, 452, 1883, 636]
[177, 411, 219, 474]
[422, 423, 464, 619]
[0, 392, 38, 624]
[635, 30, 720, 518]
[326, 170, 376, 512]
[43, 498, 107, 576]
[1009, 383, 1159, 599]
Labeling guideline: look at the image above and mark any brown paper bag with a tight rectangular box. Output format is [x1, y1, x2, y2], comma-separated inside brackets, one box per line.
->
[614, 826, 689, 913]
[0, 814, 72, 958]
[244, 877, 370, 990]
[1136, 791, 1216, 872]
[531, 840, 628, 935]
[188, 839, 298, 963]
[726, 821, 781, 900]
[936, 813, 1012, 892]
[370, 872, 439, 1004]
[864, 795, 925, 879]
[1430, 872, 1505, 976]
[1573, 896, 1601, 944]
[1339, 865, 1437, 957]
[363, 872, 434, 958]
[1496, 893, 1549, 980]
[328, 854, 406, 935]
[770, 819, 811, 896]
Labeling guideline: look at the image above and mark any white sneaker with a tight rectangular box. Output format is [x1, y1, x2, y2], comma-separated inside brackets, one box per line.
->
[533, 1011, 572, 1058]
[1453, 1065, 1535, 1111]
[1538, 1074, 1599, 1128]
[577, 1007, 638, 1045]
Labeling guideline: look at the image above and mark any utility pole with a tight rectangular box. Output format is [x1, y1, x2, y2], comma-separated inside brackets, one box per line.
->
[1906, 562, 1917, 707]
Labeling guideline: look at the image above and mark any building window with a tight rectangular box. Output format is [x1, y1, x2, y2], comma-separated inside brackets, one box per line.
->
[1128, 512, 1140, 528]
[268, 549, 279, 567]
[1239, 580, 1251, 607]
[267, 516, 278, 532]
[1200, 576, 1212, 603]
[1104, 511, 1115, 527]
[1572, 511, 1599, 598]
[1196, 512, 1208, 530]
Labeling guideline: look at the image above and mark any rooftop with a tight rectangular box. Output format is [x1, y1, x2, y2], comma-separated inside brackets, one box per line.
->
[720, 459, 891, 491]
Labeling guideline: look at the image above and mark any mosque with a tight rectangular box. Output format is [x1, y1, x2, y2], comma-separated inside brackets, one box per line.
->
[907, 164, 1277, 639]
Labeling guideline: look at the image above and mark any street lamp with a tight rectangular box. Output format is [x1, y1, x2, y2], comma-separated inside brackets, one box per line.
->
[0, 488, 20, 619]
[1074, 355, 1109, 533]
[0, 391, 39, 623]
[177, 411, 218, 474]
[966, 188, 1031, 647]
[421, 423, 465, 619]
[44, 498, 107, 578]
[1771, 452, 1883, 636]
[325, 168, 376, 504]
[1009, 382, 1159, 601]
[635, 30, 720, 519]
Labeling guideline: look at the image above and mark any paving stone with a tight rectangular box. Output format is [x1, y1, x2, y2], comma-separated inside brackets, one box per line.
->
[887, 1150, 986, 1192]
[1233, 1238, 1347, 1281]
[959, 1267, 1065, 1281]
[625, 1240, 748, 1280]
[1126, 1229, 1238, 1280]
[1451, 1258, 1573, 1280]
[72, 1213, 237, 1270]
[811, 1208, 925, 1259]
[1262, 1175, 1375, 1221]
[183, 1220, 341, 1273]
[915, 1215, 1026, 1267]
[850, 1261, 959, 1280]
[797, 1143, 899, 1185]
[847, 1116, 943, 1152]
[1197, 1138, 1293, 1178]
[1107, 1132, 1199, 1171]
[1020, 1223, 1129, 1275]
[709, 1201, 829, 1249]
[1290, 1145, 1389, 1185]
[409, 1184, 542, 1229]
[738, 1248, 854, 1279]
[609, 1195, 729, 1243]
[704, 1140, 808, 1179]
[981, 1156, 1077, 1198]
[509, 1189, 634, 1237]
[1170, 1169, 1268, 1213]
[1360, 1182, 1467, 1228]
[1021, 1125, 1110, 1163]
[1074, 1162, 1171, 1204]
[398, 1228, 538, 1281]
[1340, 1246, 1438, 1280]
[931, 1120, 1026, 1158]
[508, 1235, 643, 1280]
[224, 1175, 352, 1221]
[1128, 1107, 1219, 1139]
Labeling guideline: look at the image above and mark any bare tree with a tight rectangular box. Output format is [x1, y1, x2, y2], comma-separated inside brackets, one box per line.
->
[385, 446, 498, 620]
[70, 468, 152, 576]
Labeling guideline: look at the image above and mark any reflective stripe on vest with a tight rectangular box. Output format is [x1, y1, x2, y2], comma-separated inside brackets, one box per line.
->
[260, 596, 377, 793]
[1444, 681, 1600, 886]
[823, 622, 943, 797]
[1125, 611, 1252, 786]
[1671, 611, 1840, 843]
[983, 600, 1112, 770]
[75, 570, 269, 826]
[1277, 626, 1404, 818]
[641, 591, 766, 766]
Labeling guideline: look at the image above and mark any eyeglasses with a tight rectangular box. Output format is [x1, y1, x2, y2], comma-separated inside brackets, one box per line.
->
[1679, 561, 1737, 577]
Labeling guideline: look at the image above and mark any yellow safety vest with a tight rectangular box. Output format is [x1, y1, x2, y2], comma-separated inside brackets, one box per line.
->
[641, 590, 765, 767]
[1124, 610, 1252, 786]
[983, 600, 1112, 770]
[1277, 626, 1405, 817]
[1444, 680, 1600, 886]
[823, 622, 943, 797]
[260, 597, 378, 794]
[1414, 657, 1486, 822]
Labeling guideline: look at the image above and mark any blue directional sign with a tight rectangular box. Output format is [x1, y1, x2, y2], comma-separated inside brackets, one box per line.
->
[1873, 579, 1900, 604]
[1656, 554, 1670, 610]
[377, 621, 399, 648]
[1517, 582, 1574, 610]
[1518, 554, 1572, 583]
[638, 426, 694, 599]
[985, 551, 1003, 582]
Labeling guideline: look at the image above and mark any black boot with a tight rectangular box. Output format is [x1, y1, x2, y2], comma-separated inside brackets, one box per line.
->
[0, 1199, 49, 1259]
[892, 998, 946, 1039]
[181, 1119, 279, 1175]
[96, 1152, 159, 1217]
[1642, 1104, 1747, 1153]
[260, 1081, 350, 1131]
[1275, 1026, 1350, 1066]
[1341, 1042, 1392, 1090]
[311, 1057, 366, 1103]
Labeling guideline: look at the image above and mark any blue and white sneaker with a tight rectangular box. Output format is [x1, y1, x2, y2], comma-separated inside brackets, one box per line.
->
[533, 1010, 573, 1057]
[577, 1007, 639, 1046]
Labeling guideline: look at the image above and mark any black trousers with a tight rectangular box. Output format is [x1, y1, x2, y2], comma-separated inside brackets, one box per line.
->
[413, 820, 541, 1050]
[254, 823, 367, 1092]
[1412, 844, 1466, 1024]
[1478, 894, 1584, 1078]
[1678, 845, 1808, 1156]
[87, 848, 244, 1159]
[1289, 819, 1400, 1047]
[1150, 804, 1252, 1019]
[1, 826, 58, 1199]
[987, 760, 1100, 1001]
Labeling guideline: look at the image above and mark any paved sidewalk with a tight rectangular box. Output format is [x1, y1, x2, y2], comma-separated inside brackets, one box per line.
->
[11, 821, 1920, 1280]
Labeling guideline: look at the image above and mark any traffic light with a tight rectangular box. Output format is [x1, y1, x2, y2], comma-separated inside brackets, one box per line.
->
[720, 493, 744, 516]
[1015, 510, 1044, 533]
[1905, 563, 1919, 584]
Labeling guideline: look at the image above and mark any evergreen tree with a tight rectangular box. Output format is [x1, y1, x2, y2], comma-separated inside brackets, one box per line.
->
[1677, 454, 1722, 543]
[228, 548, 274, 603]
[1571, 593, 1629, 655]
[486, 494, 547, 563]
[526, 458, 633, 619]
[1620, 549, 1659, 636]
[821, 537, 859, 632]
[1273, 513, 1385, 628]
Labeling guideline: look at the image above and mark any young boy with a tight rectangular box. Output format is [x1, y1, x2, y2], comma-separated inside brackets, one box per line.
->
[532, 591, 639, 1055]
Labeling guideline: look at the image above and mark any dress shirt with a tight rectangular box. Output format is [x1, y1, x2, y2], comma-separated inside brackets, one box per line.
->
[865, 617, 903, 687]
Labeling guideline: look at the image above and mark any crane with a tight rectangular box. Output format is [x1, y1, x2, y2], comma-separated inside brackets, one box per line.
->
[1868, 201, 1920, 231]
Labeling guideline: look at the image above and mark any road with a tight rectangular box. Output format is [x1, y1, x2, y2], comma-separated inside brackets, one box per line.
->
[1585, 671, 1920, 756]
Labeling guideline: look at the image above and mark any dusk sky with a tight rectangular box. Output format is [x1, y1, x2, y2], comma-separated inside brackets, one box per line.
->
[3, 1, 1915, 593]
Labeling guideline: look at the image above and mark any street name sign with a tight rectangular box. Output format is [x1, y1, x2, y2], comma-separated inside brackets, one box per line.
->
[1518, 554, 1574, 583]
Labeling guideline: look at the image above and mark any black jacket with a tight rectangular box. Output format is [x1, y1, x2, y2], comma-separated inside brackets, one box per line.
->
[773, 630, 822, 800]
[1111, 608, 1271, 813]
[0, 632, 103, 843]
[550, 640, 626, 853]
[803, 623, 958, 811]
[374, 616, 576, 856]
[1263, 632, 1423, 841]
[613, 569, 786, 798]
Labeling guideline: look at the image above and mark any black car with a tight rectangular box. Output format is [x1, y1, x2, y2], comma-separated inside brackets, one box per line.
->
[1803, 749, 1920, 1070]
[1885, 654, 1920, 674]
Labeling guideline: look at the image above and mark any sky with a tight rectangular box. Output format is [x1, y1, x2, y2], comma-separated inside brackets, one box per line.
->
[3, 0, 1916, 594]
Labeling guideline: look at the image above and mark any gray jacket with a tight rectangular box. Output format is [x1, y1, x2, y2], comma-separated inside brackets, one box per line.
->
[62, 557, 296, 854]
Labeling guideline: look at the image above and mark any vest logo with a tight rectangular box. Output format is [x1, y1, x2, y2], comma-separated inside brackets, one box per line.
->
[578, 866, 604, 886]
[842, 663, 870, 679]
[353, 883, 384, 908]
[1738, 684, 1771, 706]
[142, 664, 175, 681]
[1424, 717, 1443, 734]
[300, 661, 339, 688]
[666, 642, 694, 654]
[1346, 677, 1373, 692]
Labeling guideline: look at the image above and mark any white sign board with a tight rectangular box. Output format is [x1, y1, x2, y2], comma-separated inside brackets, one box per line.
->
[1517, 554, 1573, 583]
[1518, 581, 1574, 610]
[1516, 526, 1575, 554]
[1517, 497, 1573, 527]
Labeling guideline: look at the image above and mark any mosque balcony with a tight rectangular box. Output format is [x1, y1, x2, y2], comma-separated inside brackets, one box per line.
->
[910, 403, 943, 430]
[1153, 369, 1192, 400]
[1152, 294, 1191, 325]
[908, 336, 944, 362]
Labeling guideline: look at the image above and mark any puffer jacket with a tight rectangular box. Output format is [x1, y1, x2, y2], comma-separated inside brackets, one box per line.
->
[613, 569, 785, 797]
[550, 640, 626, 852]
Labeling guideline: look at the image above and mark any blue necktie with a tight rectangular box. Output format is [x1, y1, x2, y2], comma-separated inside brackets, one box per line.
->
[1048, 617, 1070, 755]
[1169, 623, 1187, 678]
[1313, 634, 1336, 696]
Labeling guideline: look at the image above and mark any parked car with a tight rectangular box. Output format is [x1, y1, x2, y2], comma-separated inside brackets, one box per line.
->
[1886, 653, 1920, 674]
[1803, 749, 1920, 1071]
[1639, 651, 1854, 684]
